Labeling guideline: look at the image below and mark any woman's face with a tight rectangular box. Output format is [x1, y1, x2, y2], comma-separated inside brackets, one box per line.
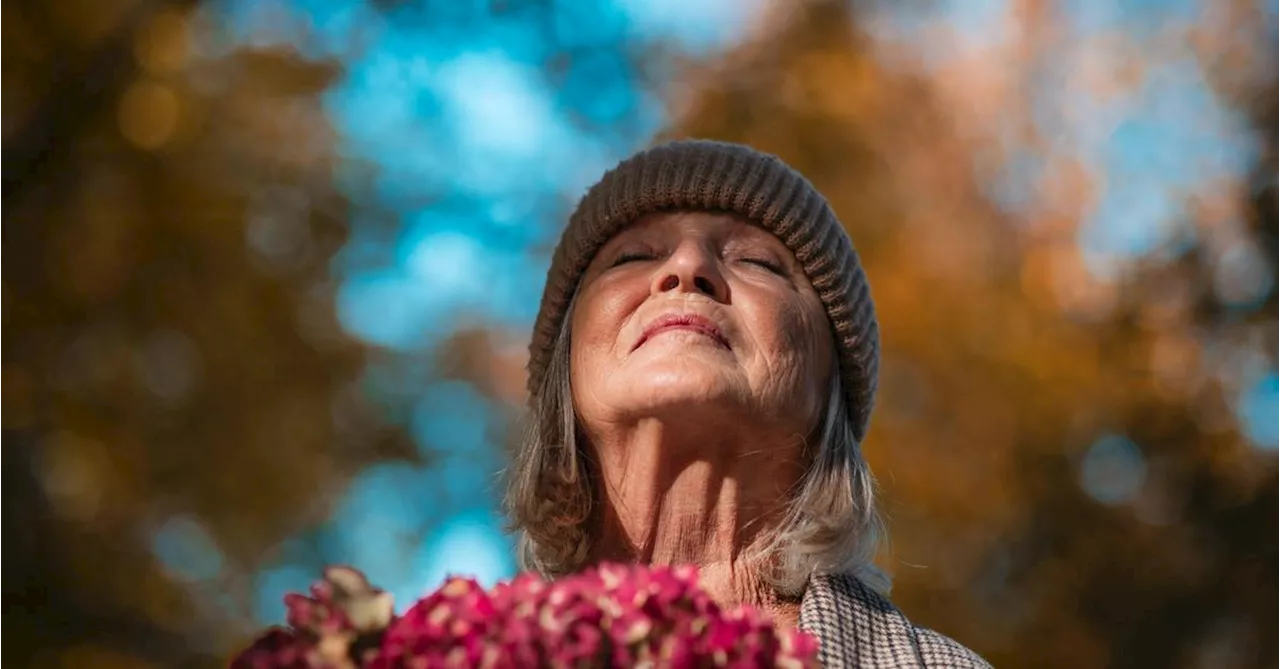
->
[570, 211, 834, 436]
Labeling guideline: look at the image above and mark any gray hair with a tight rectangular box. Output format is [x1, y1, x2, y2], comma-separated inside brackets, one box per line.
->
[504, 295, 890, 597]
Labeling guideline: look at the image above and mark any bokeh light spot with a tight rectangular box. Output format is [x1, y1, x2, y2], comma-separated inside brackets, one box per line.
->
[331, 464, 437, 582]
[1213, 241, 1274, 309]
[1236, 372, 1279, 450]
[438, 52, 555, 161]
[1079, 434, 1147, 506]
[38, 431, 109, 523]
[118, 80, 180, 150]
[136, 9, 191, 75]
[133, 329, 201, 405]
[402, 230, 485, 294]
[411, 381, 501, 503]
[150, 515, 225, 582]
[336, 271, 432, 349]
[404, 510, 516, 604]
[253, 564, 316, 623]
[614, 0, 767, 54]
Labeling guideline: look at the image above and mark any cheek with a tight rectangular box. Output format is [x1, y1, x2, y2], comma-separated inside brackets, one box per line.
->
[568, 312, 601, 417]
[753, 295, 831, 401]
[568, 308, 602, 392]
[569, 279, 647, 372]
[576, 280, 645, 347]
[754, 298, 816, 364]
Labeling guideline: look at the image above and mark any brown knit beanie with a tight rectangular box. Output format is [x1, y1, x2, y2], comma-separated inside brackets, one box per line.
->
[528, 139, 880, 441]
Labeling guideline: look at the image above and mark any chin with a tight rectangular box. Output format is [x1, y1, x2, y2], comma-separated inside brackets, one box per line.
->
[612, 362, 749, 417]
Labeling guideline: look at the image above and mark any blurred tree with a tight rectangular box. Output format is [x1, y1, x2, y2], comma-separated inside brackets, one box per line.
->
[2, 1, 417, 667]
[669, 0, 1276, 667]
[5, 1, 1273, 668]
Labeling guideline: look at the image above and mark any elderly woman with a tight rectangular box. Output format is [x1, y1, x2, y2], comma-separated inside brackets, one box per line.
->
[506, 140, 989, 668]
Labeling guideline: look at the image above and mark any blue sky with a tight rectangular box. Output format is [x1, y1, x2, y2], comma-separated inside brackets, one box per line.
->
[207, 0, 776, 621]
[172, 0, 1276, 623]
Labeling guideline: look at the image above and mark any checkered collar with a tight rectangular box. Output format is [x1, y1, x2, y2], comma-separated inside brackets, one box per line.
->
[799, 572, 927, 668]
[798, 573, 993, 668]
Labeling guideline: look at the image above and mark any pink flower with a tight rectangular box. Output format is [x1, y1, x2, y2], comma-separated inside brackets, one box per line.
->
[233, 563, 820, 669]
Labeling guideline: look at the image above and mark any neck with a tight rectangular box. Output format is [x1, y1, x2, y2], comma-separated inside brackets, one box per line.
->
[585, 417, 806, 628]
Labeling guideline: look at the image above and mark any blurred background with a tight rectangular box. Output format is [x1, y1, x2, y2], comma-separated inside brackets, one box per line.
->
[2, 0, 1276, 667]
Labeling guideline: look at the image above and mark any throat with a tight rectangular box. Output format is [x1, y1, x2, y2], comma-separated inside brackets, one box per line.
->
[582, 418, 810, 626]
[588, 458, 803, 625]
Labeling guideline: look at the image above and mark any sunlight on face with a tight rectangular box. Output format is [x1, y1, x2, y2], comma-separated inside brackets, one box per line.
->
[569, 211, 834, 439]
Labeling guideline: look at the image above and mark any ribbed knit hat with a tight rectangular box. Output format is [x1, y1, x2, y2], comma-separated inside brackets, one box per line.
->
[528, 139, 880, 441]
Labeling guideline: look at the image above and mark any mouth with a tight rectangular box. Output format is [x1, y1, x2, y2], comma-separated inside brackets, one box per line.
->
[633, 313, 731, 351]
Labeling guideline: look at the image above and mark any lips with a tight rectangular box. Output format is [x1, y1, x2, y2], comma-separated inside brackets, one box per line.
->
[634, 313, 731, 351]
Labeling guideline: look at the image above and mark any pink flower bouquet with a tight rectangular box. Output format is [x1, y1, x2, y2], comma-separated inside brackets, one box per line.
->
[232, 562, 819, 669]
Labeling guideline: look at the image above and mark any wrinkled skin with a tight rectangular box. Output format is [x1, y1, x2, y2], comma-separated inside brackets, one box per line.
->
[571, 211, 833, 437]
[570, 211, 835, 627]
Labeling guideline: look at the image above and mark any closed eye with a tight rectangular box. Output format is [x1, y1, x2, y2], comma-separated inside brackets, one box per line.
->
[742, 257, 785, 275]
[611, 252, 655, 267]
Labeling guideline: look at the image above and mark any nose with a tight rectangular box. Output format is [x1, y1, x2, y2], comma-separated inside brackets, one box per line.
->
[651, 242, 728, 301]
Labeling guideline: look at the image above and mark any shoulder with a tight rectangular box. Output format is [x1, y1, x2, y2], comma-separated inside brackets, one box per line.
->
[911, 625, 993, 669]
[800, 572, 992, 668]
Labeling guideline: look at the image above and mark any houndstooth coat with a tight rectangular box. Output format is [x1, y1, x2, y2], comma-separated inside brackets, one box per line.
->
[799, 573, 992, 668]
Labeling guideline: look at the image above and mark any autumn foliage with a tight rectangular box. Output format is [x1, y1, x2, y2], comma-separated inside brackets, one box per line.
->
[3, 0, 1274, 668]
[667, 2, 1276, 666]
